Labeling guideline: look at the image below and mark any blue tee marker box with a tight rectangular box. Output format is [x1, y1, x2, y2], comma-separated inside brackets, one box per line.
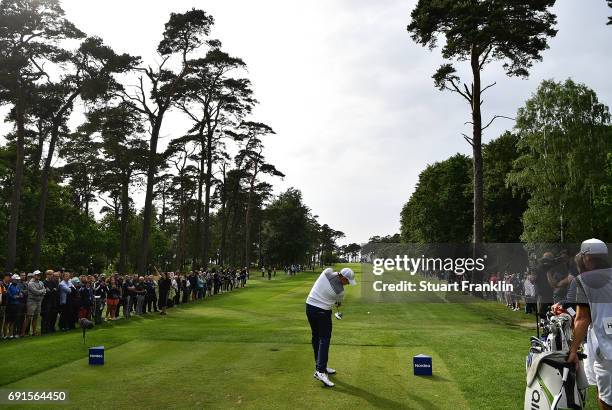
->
[89, 346, 104, 365]
[413, 354, 432, 376]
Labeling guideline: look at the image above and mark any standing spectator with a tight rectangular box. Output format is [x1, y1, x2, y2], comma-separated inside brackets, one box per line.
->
[548, 252, 573, 304]
[6, 274, 24, 338]
[24, 271, 46, 336]
[524, 273, 537, 314]
[536, 252, 555, 318]
[134, 277, 146, 315]
[15, 272, 27, 336]
[214, 271, 221, 295]
[122, 275, 135, 319]
[189, 272, 198, 301]
[41, 270, 58, 334]
[78, 278, 92, 319]
[106, 277, 121, 320]
[181, 275, 189, 304]
[115, 274, 124, 318]
[70, 277, 82, 327]
[0, 273, 10, 338]
[158, 272, 170, 316]
[145, 276, 157, 313]
[487, 273, 498, 300]
[174, 274, 181, 305]
[167, 273, 176, 308]
[206, 272, 213, 297]
[58, 272, 74, 331]
[93, 275, 107, 324]
[196, 273, 205, 300]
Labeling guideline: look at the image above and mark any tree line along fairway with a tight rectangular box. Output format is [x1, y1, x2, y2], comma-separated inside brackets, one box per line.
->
[0, 264, 599, 409]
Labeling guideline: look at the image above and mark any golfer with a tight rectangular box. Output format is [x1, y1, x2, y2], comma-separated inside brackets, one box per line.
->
[306, 267, 356, 387]
[568, 239, 612, 409]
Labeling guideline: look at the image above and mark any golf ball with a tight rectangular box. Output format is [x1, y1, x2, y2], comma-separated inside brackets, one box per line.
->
[367, 312, 370, 314]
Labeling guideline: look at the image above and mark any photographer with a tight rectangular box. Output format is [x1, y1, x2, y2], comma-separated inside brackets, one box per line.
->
[547, 250, 575, 304]
[536, 252, 555, 318]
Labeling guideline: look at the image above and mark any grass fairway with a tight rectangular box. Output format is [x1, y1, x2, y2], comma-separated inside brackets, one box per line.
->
[0, 264, 599, 409]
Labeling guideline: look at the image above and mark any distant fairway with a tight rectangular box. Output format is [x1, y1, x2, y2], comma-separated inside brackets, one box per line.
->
[0, 264, 599, 409]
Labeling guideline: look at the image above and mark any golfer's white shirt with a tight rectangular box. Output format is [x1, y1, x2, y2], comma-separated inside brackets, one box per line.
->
[306, 268, 344, 310]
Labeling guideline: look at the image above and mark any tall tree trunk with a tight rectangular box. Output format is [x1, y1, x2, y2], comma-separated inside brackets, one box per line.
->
[177, 204, 188, 271]
[470, 45, 484, 289]
[160, 184, 167, 229]
[243, 188, 253, 269]
[218, 171, 228, 266]
[471, 45, 484, 246]
[137, 118, 163, 274]
[244, 170, 257, 270]
[220, 171, 243, 267]
[219, 182, 240, 265]
[33, 120, 60, 267]
[193, 143, 205, 270]
[201, 131, 213, 269]
[5, 95, 25, 272]
[33, 120, 45, 171]
[118, 173, 130, 274]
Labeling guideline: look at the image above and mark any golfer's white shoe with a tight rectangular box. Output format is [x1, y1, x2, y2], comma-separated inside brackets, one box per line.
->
[314, 371, 335, 387]
[326, 367, 336, 375]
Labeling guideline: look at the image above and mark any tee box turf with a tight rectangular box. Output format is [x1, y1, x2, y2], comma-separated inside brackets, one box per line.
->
[88, 346, 104, 365]
[413, 354, 432, 376]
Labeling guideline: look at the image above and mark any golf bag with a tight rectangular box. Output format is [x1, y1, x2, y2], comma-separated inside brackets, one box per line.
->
[524, 313, 588, 410]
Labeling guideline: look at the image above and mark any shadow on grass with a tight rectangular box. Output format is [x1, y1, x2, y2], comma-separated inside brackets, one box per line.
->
[332, 378, 421, 409]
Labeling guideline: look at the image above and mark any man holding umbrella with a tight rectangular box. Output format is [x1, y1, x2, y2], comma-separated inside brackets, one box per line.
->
[305, 267, 356, 387]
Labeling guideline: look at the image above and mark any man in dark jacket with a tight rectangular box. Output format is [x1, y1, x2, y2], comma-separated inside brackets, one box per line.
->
[41, 270, 59, 333]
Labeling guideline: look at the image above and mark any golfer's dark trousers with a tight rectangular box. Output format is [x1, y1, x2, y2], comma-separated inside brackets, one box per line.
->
[306, 303, 332, 373]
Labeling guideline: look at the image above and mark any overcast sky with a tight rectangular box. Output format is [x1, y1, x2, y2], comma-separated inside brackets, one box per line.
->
[5, 1, 612, 244]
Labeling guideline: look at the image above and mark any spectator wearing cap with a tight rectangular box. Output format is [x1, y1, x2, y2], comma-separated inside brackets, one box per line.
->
[5, 274, 24, 338]
[23, 271, 46, 336]
[568, 239, 612, 409]
[15, 272, 28, 336]
[0, 273, 10, 338]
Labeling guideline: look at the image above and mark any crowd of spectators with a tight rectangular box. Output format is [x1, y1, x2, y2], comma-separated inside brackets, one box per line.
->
[260, 264, 303, 280]
[487, 250, 578, 316]
[420, 248, 587, 316]
[0, 267, 249, 340]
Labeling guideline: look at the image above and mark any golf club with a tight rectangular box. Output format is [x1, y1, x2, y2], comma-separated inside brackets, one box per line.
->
[334, 304, 343, 320]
